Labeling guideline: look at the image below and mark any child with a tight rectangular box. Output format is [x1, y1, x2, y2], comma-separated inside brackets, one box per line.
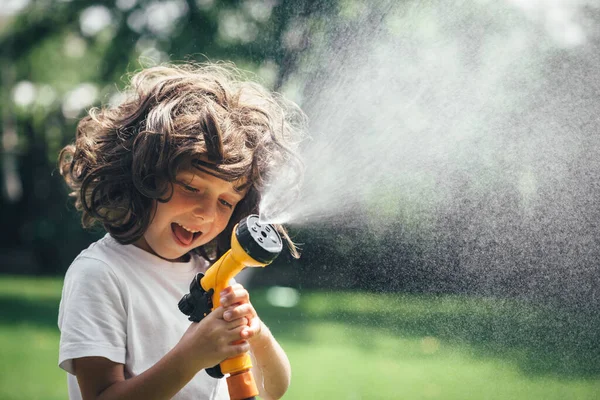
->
[57, 62, 305, 400]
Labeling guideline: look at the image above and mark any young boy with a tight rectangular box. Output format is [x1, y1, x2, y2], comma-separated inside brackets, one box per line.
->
[57, 63, 305, 400]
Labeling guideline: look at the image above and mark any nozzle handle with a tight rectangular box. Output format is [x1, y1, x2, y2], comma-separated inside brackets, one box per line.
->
[178, 273, 224, 378]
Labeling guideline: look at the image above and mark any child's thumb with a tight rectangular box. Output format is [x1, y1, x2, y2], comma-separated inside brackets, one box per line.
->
[208, 305, 226, 320]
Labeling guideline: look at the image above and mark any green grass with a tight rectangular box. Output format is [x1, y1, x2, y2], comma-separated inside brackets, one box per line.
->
[0, 276, 65, 400]
[0, 276, 598, 399]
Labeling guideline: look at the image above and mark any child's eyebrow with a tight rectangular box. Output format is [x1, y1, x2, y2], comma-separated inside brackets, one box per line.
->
[175, 173, 197, 185]
[177, 171, 247, 198]
[233, 181, 250, 193]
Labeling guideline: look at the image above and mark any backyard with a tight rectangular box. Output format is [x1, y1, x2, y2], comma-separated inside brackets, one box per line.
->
[1, 275, 598, 400]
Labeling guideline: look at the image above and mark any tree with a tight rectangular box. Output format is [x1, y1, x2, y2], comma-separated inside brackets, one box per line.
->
[0, 0, 336, 274]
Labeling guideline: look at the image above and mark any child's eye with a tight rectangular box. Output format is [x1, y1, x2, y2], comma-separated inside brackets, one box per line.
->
[219, 199, 233, 209]
[182, 184, 199, 193]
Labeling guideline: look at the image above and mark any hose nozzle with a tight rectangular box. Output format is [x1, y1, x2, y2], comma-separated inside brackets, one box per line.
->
[179, 214, 282, 400]
[234, 214, 282, 265]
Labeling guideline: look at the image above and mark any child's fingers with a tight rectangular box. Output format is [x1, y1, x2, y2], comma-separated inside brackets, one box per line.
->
[226, 317, 249, 330]
[216, 330, 249, 358]
[240, 317, 262, 340]
[223, 303, 256, 321]
[208, 305, 226, 320]
[220, 284, 249, 307]
[226, 326, 251, 346]
[229, 340, 250, 356]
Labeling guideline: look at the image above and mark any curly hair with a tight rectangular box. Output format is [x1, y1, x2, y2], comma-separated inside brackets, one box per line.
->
[59, 62, 306, 259]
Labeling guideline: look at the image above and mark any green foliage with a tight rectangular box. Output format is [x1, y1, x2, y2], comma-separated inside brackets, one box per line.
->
[0, 0, 324, 274]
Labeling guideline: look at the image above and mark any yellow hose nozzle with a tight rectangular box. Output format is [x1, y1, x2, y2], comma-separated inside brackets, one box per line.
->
[178, 214, 283, 400]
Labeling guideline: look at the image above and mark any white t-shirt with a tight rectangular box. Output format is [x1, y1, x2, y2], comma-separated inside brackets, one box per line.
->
[58, 234, 229, 400]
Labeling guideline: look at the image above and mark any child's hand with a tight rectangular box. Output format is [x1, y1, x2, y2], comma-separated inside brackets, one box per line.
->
[219, 284, 263, 342]
[177, 304, 251, 373]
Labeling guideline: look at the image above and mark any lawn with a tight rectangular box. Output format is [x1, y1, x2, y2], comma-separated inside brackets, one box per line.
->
[0, 275, 598, 399]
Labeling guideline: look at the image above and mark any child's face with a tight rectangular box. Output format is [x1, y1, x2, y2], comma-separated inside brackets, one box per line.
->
[135, 169, 246, 262]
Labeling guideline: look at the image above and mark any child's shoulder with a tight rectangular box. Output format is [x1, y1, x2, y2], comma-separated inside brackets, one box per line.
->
[64, 234, 157, 292]
[65, 234, 129, 281]
[66, 233, 162, 282]
[72, 234, 127, 266]
[67, 234, 208, 277]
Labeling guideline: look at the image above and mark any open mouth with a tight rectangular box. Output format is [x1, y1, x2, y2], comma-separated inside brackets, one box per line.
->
[171, 222, 203, 246]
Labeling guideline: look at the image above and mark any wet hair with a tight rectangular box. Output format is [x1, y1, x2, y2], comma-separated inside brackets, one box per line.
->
[59, 62, 305, 259]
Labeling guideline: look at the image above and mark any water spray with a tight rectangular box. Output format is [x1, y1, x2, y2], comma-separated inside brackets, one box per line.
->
[178, 214, 282, 400]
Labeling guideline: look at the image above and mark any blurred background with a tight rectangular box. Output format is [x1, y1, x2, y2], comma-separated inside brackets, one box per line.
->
[1, 0, 599, 399]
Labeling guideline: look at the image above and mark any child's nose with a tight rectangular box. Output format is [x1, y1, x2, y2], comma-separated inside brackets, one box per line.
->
[192, 200, 216, 222]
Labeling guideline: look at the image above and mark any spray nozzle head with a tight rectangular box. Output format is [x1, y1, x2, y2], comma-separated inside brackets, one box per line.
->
[235, 214, 282, 264]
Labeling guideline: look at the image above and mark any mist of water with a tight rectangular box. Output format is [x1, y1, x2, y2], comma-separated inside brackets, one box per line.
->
[259, 1, 600, 304]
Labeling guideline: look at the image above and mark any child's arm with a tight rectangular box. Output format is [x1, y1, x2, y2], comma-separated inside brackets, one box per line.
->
[74, 306, 249, 400]
[220, 285, 292, 400]
[248, 321, 292, 400]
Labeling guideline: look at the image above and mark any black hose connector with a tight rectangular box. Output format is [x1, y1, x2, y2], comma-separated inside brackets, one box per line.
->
[178, 273, 214, 322]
